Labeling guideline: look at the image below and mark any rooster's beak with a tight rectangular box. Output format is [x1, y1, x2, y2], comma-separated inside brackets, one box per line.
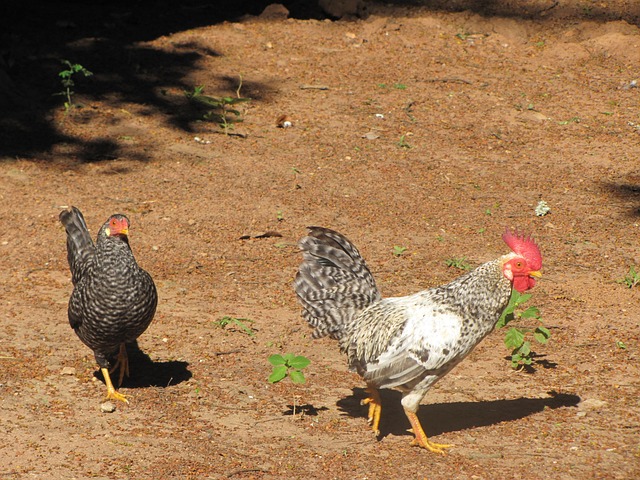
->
[529, 270, 542, 278]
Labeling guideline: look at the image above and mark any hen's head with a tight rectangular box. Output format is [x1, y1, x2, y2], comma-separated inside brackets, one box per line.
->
[102, 214, 130, 240]
[501, 229, 542, 293]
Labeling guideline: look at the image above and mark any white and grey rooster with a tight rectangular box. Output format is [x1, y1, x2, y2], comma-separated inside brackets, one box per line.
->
[294, 226, 542, 453]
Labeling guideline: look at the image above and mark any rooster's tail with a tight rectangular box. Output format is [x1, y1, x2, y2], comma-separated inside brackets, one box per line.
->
[294, 226, 381, 341]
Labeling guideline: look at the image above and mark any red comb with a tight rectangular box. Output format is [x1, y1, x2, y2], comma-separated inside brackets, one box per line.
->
[502, 228, 542, 270]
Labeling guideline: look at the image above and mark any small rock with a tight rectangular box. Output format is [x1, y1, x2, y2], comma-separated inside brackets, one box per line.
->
[578, 398, 607, 411]
[61, 367, 76, 376]
[362, 131, 380, 140]
[259, 4, 289, 20]
[101, 401, 116, 413]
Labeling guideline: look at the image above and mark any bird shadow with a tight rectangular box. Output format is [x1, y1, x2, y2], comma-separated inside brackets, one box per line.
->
[337, 388, 580, 439]
[93, 340, 192, 389]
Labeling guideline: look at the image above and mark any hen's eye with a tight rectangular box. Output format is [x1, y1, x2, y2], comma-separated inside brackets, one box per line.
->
[515, 261, 523, 268]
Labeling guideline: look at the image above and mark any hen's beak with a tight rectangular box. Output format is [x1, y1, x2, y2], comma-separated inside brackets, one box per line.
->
[529, 270, 542, 278]
[120, 227, 129, 236]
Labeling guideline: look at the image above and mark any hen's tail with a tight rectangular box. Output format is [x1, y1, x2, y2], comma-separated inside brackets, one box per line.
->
[59, 206, 95, 284]
[294, 226, 381, 341]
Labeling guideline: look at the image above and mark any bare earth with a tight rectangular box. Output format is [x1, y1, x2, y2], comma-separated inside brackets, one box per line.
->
[1, 1, 640, 478]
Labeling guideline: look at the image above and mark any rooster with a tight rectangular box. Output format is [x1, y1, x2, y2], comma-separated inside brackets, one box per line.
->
[294, 227, 542, 453]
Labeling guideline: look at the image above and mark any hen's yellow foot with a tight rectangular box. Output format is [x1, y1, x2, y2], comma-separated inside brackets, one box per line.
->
[101, 367, 129, 404]
[405, 409, 451, 454]
[361, 386, 382, 435]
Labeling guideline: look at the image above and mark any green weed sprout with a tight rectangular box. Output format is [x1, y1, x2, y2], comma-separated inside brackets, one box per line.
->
[497, 289, 550, 369]
[185, 78, 250, 134]
[56, 60, 93, 112]
[212, 316, 255, 336]
[268, 353, 310, 384]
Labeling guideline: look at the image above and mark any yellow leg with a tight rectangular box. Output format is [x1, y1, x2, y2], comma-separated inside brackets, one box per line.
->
[405, 409, 451, 454]
[109, 343, 129, 387]
[361, 386, 382, 435]
[101, 367, 129, 403]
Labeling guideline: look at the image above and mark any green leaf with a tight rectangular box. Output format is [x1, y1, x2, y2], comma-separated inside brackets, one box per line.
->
[268, 354, 285, 366]
[504, 328, 525, 349]
[282, 352, 295, 363]
[534, 326, 551, 344]
[289, 370, 306, 384]
[268, 365, 287, 383]
[519, 341, 531, 356]
[520, 306, 540, 319]
[514, 293, 532, 306]
[289, 356, 310, 369]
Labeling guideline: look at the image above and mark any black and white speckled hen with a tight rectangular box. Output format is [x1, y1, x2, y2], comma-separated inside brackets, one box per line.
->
[60, 206, 157, 403]
[294, 226, 542, 453]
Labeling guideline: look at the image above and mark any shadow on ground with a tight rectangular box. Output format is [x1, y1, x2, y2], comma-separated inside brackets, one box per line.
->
[338, 388, 580, 438]
[93, 340, 192, 389]
[604, 181, 640, 217]
[0, 0, 637, 160]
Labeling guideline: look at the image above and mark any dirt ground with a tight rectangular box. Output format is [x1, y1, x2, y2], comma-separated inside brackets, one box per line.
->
[1, 1, 640, 478]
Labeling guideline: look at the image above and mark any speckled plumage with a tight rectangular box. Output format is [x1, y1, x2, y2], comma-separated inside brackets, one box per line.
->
[294, 226, 542, 451]
[60, 207, 157, 383]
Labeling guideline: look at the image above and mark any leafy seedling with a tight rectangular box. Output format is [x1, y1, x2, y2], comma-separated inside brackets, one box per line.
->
[445, 257, 471, 270]
[268, 353, 311, 416]
[185, 78, 250, 134]
[619, 265, 640, 288]
[393, 245, 407, 257]
[497, 289, 550, 369]
[212, 316, 255, 336]
[55, 60, 93, 112]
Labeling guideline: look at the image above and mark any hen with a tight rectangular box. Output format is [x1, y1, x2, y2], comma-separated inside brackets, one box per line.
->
[60, 207, 157, 403]
[294, 226, 542, 453]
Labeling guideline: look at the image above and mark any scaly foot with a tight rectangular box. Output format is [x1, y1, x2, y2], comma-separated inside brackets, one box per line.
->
[361, 386, 382, 435]
[405, 409, 451, 454]
[101, 367, 129, 404]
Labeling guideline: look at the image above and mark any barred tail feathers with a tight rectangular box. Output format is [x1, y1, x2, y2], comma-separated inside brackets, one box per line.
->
[59, 206, 95, 284]
[294, 227, 381, 340]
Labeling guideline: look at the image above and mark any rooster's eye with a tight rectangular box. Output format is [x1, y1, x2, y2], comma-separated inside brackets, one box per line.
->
[515, 261, 523, 268]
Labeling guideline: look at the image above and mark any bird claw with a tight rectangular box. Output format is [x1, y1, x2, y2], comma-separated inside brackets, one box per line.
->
[106, 389, 129, 404]
[410, 437, 452, 454]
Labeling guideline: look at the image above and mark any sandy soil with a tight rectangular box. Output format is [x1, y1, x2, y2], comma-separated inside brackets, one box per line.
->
[1, 1, 639, 478]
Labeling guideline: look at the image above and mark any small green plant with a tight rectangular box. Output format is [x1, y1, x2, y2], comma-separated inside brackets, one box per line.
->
[397, 134, 412, 148]
[615, 341, 627, 350]
[268, 353, 310, 384]
[268, 353, 311, 416]
[445, 257, 471, 270]
[619, 265, 640, 288]
[497, 290, 550, 369]
[55, 60, 93, 112]
[393, 245, 407, 256]
[393, 83, 407, 90]
[212, 316, 255, 336]
[185, 78, 250, 134]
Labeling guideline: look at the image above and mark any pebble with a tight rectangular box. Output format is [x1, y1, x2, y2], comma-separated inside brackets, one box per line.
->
[60, 367, 76, 376]
[101, 401, 117, 413]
